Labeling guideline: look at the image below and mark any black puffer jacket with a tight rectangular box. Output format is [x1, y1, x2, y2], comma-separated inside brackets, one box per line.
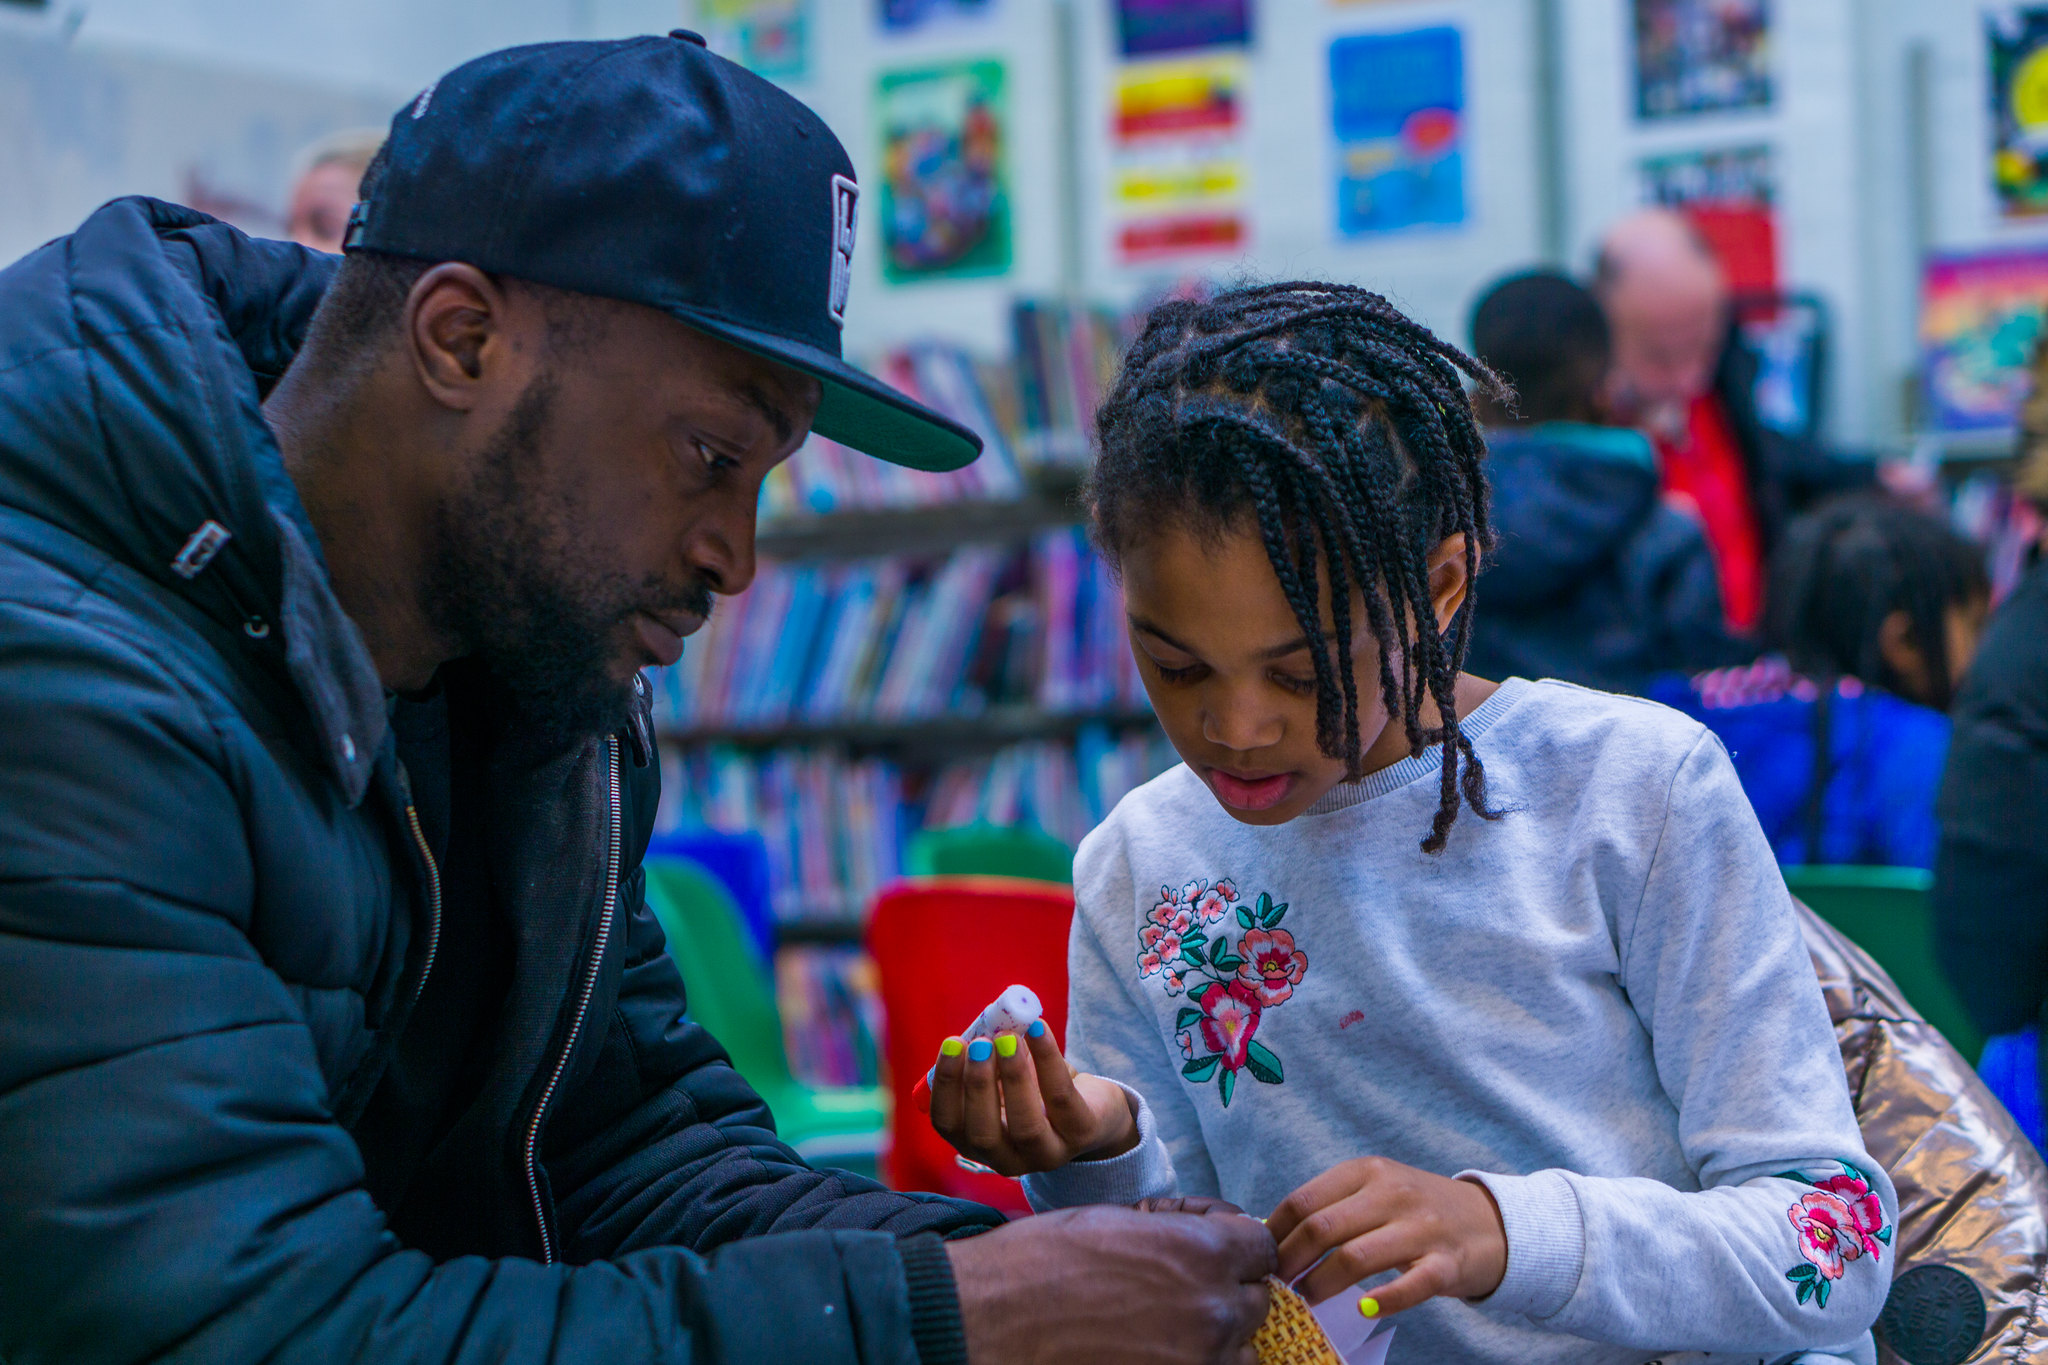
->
[0, 197, 1001, 1365]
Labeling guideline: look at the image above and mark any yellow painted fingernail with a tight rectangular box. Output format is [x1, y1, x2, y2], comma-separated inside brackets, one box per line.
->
[995, 1034, 1018, 1058]
[940, 1037, 965, 1057]
[1358, 1297, 1379, 1318]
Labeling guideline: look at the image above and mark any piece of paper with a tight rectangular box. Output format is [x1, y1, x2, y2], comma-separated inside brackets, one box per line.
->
[1108, 53, 1250, 263]
[697, 0, 810, 80]
[1309, 1288, 1394, 1365]
[1632, 0, 1772, 122]
[1329, 26, 1466, 238]
[876, 59, 1012, 281]
[1116, 0, 1251, 58]
[1990, 7, 2048, 218]
[1920, 247, 2048, 431]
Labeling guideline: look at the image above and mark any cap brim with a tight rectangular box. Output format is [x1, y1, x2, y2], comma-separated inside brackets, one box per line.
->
[666, 306, 982, 473]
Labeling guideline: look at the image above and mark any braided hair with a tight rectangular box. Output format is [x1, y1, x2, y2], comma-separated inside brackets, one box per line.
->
[1088, 281, 1508, 852]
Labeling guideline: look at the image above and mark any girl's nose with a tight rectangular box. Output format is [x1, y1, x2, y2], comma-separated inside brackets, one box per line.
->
[1201, 690, 1284, 752]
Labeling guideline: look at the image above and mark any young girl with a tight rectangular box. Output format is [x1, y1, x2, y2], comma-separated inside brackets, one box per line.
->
[1652, 492, 1989, 869]
[923, 284, 1895, 1364]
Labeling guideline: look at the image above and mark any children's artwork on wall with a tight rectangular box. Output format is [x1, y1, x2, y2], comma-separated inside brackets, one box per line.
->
[877, 0, 995, 34]
[1116, 0, 1252, 59]
[1328, 26, 1466, 239]
[1108, 54, 1249, 263]
[1921, 248, 2048, 432]
[1638, 144, 1777, 293]
[877, 59, 1012, 282]
[1632, 0, 1772, 122]
[1989, 7, 2048, 219]
[696, 0, 810, 81]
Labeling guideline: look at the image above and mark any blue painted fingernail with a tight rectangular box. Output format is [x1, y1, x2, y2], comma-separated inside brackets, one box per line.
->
[1026, 1019, 1046, 1038]
[967, 1038, 993, 1063]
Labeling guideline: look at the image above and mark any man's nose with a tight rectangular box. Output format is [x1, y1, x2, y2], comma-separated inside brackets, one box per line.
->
[687, 497, 759, 598]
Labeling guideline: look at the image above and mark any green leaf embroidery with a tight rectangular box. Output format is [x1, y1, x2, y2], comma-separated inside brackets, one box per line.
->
[1182, 1056, 1221, 1083]
[1815, 1278, 1830, 1309]
[1875, 1226, 1892, 1244]
[1772, 1170, 1817, 1187]
[1796, 1278, 1816, 1306]
[1262, 902, 1288, 928]
[1786, 1264, 1816, 1281]
[1176, 1007, 1204, 1031]
[1255, 891, 1273, 915]
[1210, 934, 1232, 959]
[1182, 940, 1208, 967]
[1212, 952, 1244, 973]
[1219, 1067, 1237, 1107]
[1237, 905, 1255, 930]
[1244, 1040, 1284, 1084]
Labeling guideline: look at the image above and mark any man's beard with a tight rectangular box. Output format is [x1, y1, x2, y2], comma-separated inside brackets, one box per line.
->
[423, 372, 712, 747]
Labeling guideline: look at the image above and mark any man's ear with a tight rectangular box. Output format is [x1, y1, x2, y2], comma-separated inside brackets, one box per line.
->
[1426, 532, 1475, 634]
[405, 263, 516, 413]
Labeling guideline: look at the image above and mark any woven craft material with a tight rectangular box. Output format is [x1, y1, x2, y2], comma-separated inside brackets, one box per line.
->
[1253, 1278, 1345, 1365]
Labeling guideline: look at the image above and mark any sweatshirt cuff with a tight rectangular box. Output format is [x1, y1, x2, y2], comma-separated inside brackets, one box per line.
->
[1457, 1168, 1584, 1321]
[898, 1232, 967, 1365]
[1021, 1082, 1176, 1210]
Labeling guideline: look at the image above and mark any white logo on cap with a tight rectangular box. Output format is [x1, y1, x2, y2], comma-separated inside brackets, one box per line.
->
[829, 174, 858, 326]
[411, 79, 439, 119]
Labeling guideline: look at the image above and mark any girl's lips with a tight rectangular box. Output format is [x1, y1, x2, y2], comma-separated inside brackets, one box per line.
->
[1206, 768, 1297, 812]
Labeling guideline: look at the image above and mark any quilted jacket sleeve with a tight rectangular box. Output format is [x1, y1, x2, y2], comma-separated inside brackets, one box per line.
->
[0, 596, 959, 1365]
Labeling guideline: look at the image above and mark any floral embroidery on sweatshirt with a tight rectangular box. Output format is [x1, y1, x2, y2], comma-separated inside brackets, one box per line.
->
[1136, 879, 1306, 1107]
[1777, 1163, 1890, 1308]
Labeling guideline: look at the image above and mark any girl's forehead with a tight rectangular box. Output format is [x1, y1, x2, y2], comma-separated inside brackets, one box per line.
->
[1121, 521, 1380, 658]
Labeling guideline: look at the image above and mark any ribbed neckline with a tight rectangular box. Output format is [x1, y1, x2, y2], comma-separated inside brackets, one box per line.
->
[1301, 676, 1530, 816]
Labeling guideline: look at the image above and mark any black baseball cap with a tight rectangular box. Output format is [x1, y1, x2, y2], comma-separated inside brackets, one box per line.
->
[344, 31, 980, 473]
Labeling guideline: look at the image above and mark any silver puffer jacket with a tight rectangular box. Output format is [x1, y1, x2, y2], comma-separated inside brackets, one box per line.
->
[1799, 902, 2048, 1364]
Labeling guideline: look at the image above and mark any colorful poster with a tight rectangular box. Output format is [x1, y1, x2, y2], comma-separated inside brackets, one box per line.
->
[1117, 0, 1252, 58]
[878, 0, 994, 33]
[1109, 54, 1249, 263]
[1989, 8, 2048, 218]
[1329, 27, 1466, 238]
[1921, 249, 2048, 432]
[1633, 0, 1772, 121]
[697, 0, 809, 81]
[877, 60, 1011, 282]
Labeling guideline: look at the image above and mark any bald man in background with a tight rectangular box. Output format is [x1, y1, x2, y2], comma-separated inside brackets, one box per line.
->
[1596, 208, 1872, 637]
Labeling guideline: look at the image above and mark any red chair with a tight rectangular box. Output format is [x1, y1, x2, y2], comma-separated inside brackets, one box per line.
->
[867, 876, 1074, 1214]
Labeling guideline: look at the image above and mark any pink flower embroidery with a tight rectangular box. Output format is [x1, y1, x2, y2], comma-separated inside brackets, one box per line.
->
[1196, 981, 1263, 1071]
[1789, 1190, 1865, 1281]
[1176, 1029, 1195, 1060]
[1811, 1173, 1886, 1262]
[1161, 969, 1185, 997]
[1148, 899, 1194, 936]
[1194, 879, 1239, 925]
[1236, 927, 1308, 1006]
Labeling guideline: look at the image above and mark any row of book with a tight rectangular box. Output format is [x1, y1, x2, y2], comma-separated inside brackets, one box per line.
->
[776, 944, 885, 1089]
[1011, 300, 1131, 470]
[651, 528, 1148, 732]
[656, 724, 1178, 927]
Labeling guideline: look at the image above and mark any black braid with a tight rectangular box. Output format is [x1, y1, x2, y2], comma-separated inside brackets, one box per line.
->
[1089, 282, 1506, 852]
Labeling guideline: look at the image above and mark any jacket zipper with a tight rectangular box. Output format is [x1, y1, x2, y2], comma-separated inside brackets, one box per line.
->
[523, 734, 624, 1264]
[403, 803, 443, 1007]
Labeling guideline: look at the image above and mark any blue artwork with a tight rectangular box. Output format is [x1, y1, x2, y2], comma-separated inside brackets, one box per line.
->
[1329, 26, 1467, 237]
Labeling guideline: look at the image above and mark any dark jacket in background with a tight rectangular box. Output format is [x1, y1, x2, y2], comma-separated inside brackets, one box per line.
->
[1468, 422, 1739, 693]
[1714, 334, 1876, 555]
[1934, 557, 2048, 1041]
[0, 196, 1001, 1365]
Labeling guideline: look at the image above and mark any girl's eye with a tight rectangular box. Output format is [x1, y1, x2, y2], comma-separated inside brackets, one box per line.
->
[1271, 672, 1317, 696]
[1150, 660, 1205, 684]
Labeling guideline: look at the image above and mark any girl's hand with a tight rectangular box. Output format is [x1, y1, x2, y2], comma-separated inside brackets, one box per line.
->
[1265, 1157, 1508, 1313]
[927, 1023, 1141, 1176]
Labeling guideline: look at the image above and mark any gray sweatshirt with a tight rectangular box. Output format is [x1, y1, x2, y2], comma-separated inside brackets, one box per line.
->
[1023, 679, 1895, 1365]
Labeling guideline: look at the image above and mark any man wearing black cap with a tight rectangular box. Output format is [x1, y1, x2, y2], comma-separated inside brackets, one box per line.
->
[0, 33, 1273, 1365]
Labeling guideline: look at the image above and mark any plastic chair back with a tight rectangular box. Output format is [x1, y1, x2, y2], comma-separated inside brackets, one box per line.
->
[868, 877, 1074, 1212]
[1783, 864, 1985, 1062]
[646, 827, 778, 961]
[905, 823, 1073, 884]
[644, 856, 795, 1091]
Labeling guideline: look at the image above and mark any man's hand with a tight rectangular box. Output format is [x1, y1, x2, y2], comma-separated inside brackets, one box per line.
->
[928, 1024, 1139, 1176]
[1265, 1157, 1507, 1314]
[947, 1206, 1276, 1365]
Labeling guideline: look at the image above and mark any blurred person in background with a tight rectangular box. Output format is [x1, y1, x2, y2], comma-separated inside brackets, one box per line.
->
[285, 127, 384, 253]
[1653, 492, 1988, 870]
[1596, 208, 1874, 638]
[1934, 409, 2048, 1156]
[0, 34, 1277, 1365]
[1464, 269, 1735, 693]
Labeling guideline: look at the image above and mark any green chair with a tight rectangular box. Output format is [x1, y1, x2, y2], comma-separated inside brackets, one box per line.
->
[905, 822, 1073, 883]
[642, 857, 886, 1174]
[1783, 864, 1984, 1064]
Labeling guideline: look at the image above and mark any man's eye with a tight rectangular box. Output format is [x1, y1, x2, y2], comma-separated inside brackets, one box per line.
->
[696, 440, 740, 474]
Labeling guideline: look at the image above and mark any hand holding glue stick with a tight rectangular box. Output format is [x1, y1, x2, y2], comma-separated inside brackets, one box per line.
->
[919, 983, 1142, 1177]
